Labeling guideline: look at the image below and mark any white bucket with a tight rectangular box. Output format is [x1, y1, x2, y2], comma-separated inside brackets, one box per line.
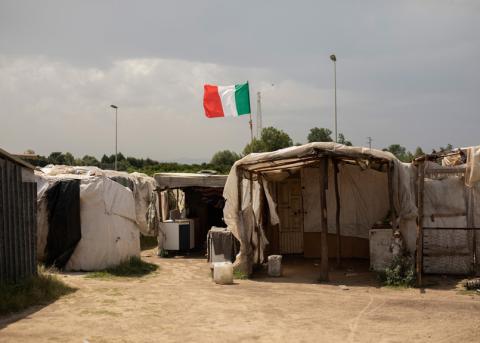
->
[268, 255, 282, 277]
[213, 262, 233, 285]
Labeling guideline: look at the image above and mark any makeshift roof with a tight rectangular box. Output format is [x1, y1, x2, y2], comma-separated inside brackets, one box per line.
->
[234, 142, 397, 175]
[0, 147, 35, 170]
[154, 172, 228, 190]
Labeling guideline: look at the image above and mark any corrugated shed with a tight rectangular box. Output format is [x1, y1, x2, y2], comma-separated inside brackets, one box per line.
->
[0, 149, 37, 284]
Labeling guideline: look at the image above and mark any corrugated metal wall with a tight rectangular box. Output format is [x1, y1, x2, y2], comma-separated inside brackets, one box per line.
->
[0, 157, 37, 284]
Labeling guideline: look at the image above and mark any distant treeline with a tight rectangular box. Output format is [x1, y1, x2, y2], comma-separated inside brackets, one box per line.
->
[27, 152, 224, 175]
[24, 126, 454, 175]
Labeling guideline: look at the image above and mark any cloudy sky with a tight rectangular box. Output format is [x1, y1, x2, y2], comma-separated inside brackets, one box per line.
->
[1, 1, 479, 162]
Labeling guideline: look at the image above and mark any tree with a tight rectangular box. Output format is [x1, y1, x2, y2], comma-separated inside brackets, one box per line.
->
[48, 152, 64, 164]
[261, 127, 293, 151]
[413, 147, 424, 159]
[438, 144, 453, 153]
[307, 127, 333, 143]
[338, 133, 352, 146]
[81, 155, 100, 166]
[63, 152, 75, 165]
[383, 144, 413, 162]
[210, 150, 241, 171]
[243, 138, 266, 155]
[243, 127, 293, 155]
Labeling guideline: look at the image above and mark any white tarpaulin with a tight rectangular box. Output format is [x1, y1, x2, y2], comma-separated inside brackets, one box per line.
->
[40, 165, 160, 237]
[35, 171, 141, 271]
[223, 142, 418, 272]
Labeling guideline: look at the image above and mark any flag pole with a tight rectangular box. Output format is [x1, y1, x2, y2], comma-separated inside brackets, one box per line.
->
[247, 81, 253, 144]
[249, 113, 253, 143]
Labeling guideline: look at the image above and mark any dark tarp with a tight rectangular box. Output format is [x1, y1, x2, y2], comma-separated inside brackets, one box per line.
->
[45, 179, 81, 269]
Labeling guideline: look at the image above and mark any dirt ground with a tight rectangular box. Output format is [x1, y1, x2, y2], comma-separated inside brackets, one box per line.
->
[1, 251, 480, 343]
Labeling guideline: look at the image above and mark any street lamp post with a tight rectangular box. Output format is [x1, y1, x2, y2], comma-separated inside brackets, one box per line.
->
[330, 54, 337, 143]
[110, 104, 118, 170]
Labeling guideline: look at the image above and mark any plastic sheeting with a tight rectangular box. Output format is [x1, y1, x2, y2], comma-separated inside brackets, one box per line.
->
[39, 166, 160, 237]
[223, 142, 418, 272]
[35, 172, 140, 271]
[465, 146, 480, 187]
[44, 179, 81, 269]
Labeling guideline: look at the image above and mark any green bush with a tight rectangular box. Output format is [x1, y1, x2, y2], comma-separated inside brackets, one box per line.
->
[379, 255, 416, 287]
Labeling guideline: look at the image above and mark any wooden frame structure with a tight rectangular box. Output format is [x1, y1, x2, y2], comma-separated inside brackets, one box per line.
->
[414, 153, 479, 287]
[235, 148, 396, 281]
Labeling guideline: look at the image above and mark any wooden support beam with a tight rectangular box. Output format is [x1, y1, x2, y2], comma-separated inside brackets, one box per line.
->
[387, 161, 396, 228]
[333, 159, 341, 268]
[249, 172, 258, 262]
[416, 161, 425, 287]
[319, 158, 329, 281]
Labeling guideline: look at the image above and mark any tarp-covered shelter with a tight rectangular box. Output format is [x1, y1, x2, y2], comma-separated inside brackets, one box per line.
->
[39, 165, 160, 237]
[414, 146, 480, 284]
[154, 173, 228, 250]
[35, 166, 160, 271]
[223, 142, 417, 279]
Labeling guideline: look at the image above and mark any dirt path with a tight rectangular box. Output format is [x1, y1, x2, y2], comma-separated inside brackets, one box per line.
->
[1, 252, 480, 343]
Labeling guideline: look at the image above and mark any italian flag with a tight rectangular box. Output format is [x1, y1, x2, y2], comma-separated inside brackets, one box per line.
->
[203, 82, 251, 118]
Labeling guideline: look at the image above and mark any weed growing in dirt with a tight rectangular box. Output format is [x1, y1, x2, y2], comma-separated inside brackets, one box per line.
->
[0, 266, 76, 316]
[233, 270, 248, 280]
[378, 255, 416, 287]
[86, 257, 158, 279]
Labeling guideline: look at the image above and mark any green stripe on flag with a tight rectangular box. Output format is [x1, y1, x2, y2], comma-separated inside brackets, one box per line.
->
[234, 83, 251, 115]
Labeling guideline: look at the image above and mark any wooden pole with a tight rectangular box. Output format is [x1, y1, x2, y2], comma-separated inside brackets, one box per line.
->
[333, 159, 341, 268]
[249, 113, 254, 144]
[249, 173, 257, 261]
[387, 162, 396, 228]
[416, 161, 425, 287]
[319, 158, 329, 281]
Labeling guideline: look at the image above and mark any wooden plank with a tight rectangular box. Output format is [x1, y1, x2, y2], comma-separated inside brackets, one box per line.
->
[319, 158, 329, 281]
[333, 159, 341, 267]
[425, 166, 466, 175]
[416, 161, 425, 287]
[387, 162, 396, 228]
[249, 173, 257, 261]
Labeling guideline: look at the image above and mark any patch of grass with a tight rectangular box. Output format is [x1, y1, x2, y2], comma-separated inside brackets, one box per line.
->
[86, 256, 158, 279]
[378, 255, 416, 288]
[233, 269, 248, 280]
[0, 266, 76, 316]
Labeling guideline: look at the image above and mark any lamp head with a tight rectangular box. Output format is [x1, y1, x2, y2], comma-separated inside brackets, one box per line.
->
[330, 54, 336, 62]
[110, 104, 118, 109]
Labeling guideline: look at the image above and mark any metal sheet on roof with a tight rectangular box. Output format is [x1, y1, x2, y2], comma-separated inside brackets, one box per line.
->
[0, 147, 35, 170]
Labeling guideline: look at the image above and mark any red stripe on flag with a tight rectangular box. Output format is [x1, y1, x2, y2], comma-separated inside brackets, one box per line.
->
[203, 84, 224, 118]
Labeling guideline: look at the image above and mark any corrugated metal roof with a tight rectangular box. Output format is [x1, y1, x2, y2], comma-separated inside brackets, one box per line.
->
[0, 148, 35, 170]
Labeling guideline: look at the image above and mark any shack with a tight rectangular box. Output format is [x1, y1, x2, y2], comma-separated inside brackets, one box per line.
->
[35, 166, 161, 271]
[414, 146, 480, 285]
[0, 148, 37, 284]
[154, 172, 228, 252]
[223, 142, 417, 279]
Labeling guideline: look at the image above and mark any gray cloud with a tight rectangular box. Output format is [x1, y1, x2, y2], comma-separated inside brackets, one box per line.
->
[0, 0, 479, 161]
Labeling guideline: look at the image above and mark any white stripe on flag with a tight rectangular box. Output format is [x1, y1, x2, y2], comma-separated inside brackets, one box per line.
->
[218, 85, 238, 117]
